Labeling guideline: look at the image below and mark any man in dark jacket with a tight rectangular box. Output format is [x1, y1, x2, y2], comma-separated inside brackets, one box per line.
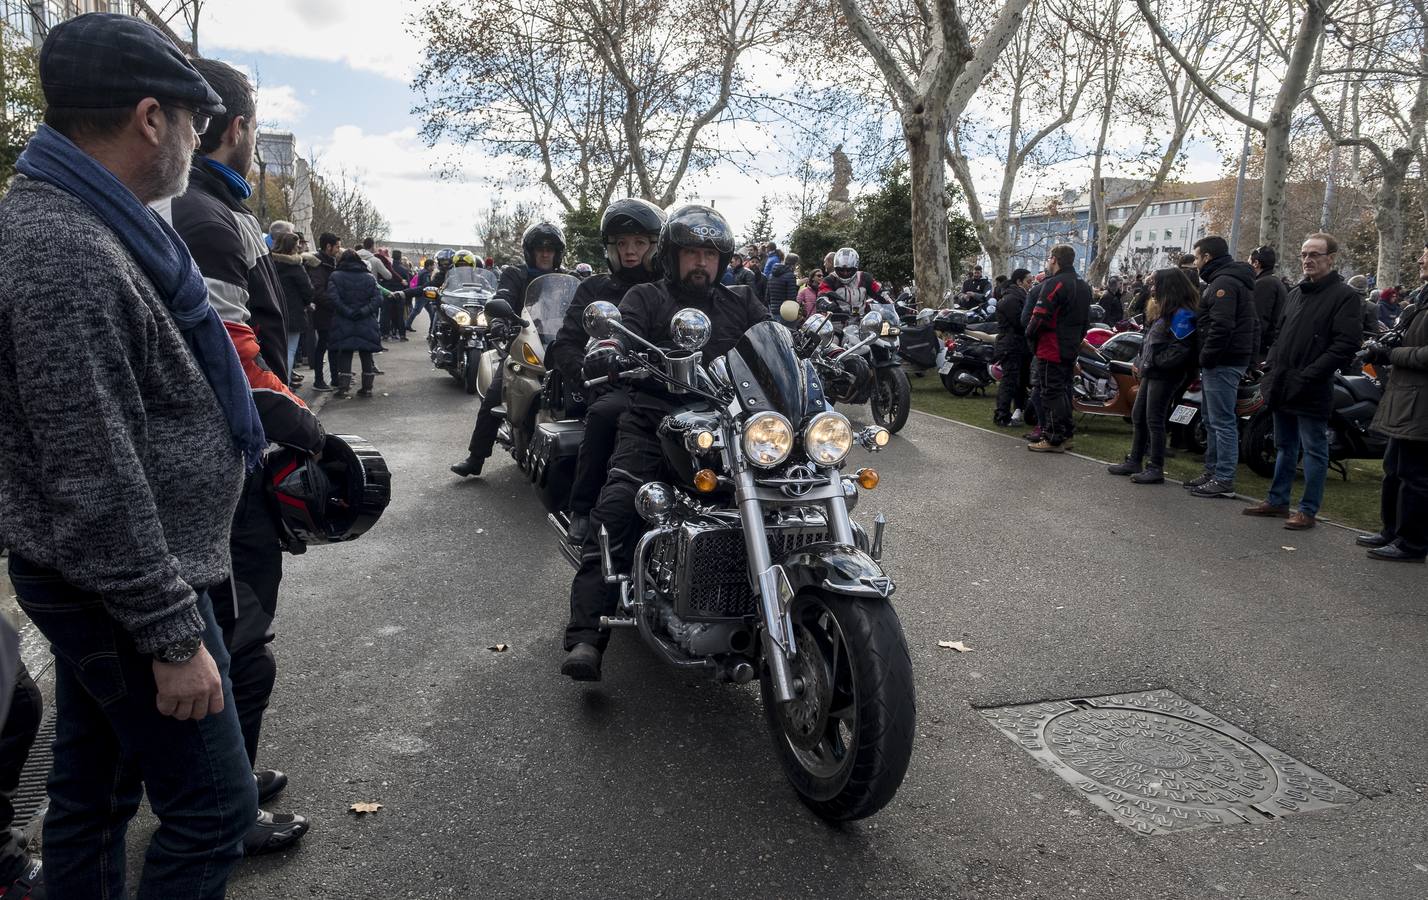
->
[561, 205, 769, 681]
[993, 268, 1032, 426]
[1358, 242, 1428, 561]
[168, 57, 319, 854]
[1242, 233, 1361, 529]
[546, 198, 666, 545]
[1101, 276, 1126, 324]
[1026, 246, 1091, 452]
[764, 252, 799, 315]
[1185, 235, 1258, 498]
[308, 233, 340, 391]
[1250, 245, 1287, 357]
[962, 266, 991, 295]
[451, 223, 565, 477]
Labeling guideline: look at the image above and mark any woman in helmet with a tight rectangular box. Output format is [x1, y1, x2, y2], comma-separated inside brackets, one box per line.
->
[542, 198, 666, 538]
[450, 224, 567, 478]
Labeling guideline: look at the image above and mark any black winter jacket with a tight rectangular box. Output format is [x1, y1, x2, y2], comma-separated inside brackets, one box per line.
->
[272, 253, 314, 333]
[1253, 270, 1287, 357]
[1197, 255, 1258, 369]
[548, 268, 660, 387]
[1026, 268, 1091, 363]
[1371, 299, 1428, 440]
[328, 259, 384, 353]
[309, 251, 337, 332]
[1262, 272, 1361, 419]
[765, 264, 798, 314]
[495, 264, 562, 314]
[994, 284, 1027, 360]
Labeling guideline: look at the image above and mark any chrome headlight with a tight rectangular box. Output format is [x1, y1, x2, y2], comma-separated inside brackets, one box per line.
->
[742, 412, 793, 468]
[475, 311, 488, 328]
[803, 411, 854, 466]
[453, 310, 472, 328]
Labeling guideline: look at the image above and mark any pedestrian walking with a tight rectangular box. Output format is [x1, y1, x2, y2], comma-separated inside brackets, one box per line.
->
[0, 14, 260, 897]
[1185, 236, 1258, 498]
[1243, 233, 1361, 529]
[1107, 267, 1200, 484]
[329, 249, 384, 398]
[1357, 242, 1428, 562]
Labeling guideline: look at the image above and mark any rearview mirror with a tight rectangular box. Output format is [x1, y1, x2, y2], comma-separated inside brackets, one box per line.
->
[583, 300, 621, 338]
[670, 308, 711, 350]
[484, 298, 517, 320]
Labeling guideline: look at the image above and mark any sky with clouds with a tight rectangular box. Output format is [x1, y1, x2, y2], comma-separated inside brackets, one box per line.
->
[198, 0, 1231, 253]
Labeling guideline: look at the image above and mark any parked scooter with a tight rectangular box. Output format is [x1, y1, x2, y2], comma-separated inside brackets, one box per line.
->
[425, 268, 499, 394]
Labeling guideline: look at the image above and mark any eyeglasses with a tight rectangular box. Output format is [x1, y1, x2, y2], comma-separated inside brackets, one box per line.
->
[1299, 251, 1331, 260]
[168, 105, 210, 136]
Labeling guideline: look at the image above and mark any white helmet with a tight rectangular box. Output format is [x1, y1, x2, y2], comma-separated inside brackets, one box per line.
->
[832, 247, 860, 276]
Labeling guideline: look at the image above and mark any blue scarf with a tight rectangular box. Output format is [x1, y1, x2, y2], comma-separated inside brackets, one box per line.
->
[16, 126, 267, 469]
[202, 157, 253, 200]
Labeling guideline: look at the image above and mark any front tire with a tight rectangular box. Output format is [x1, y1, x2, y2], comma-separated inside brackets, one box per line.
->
[463, 348, 480, 395]
[941, 368, 975, 397]
[872, 367, 911, 433]
[761, 591, 915, 822]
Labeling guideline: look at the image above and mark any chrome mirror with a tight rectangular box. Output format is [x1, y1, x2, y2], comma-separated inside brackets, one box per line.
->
[583, 301, 621, 339]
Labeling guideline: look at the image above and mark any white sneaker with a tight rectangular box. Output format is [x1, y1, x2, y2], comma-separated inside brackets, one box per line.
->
[1010, 409, 1024, 425]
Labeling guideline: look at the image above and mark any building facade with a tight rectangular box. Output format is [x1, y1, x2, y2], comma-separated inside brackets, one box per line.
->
[2, 1, 188, 49]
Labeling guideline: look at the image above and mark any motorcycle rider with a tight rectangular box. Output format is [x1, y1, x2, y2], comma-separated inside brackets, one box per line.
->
[430, 248, 456, 286]
[573, 262, 595, 280]
[451, 224, 566, 478]
[441, 249, 482, 290]
[561, 205, 769, 680]
[547, 199, 668, 546]
[818, 246, 886, 314]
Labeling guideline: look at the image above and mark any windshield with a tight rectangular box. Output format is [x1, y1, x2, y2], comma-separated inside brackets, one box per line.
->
[443, 268, 498, 298]
[726, 320, 824, 423]
[524, 274, 580, 344]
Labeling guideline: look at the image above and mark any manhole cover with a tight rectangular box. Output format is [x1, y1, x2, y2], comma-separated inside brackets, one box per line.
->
[982, 689, 1360, 835]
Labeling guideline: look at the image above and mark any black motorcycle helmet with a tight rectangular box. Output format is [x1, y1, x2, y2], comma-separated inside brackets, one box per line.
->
[657, 204, 734, 286]
[601, 197, 667, 274]
[264, 434, 392, 554]
[522, 222, 566, 271]
[435, 248, 455, 271]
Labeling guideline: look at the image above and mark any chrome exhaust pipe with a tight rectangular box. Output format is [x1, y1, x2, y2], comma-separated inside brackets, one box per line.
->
[722, 660, 755, 684]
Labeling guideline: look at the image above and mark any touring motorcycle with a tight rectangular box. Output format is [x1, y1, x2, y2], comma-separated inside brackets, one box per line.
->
[788, 293, 911, 433]
[543, 301, 915, 821]
[425, 268, 499, 394]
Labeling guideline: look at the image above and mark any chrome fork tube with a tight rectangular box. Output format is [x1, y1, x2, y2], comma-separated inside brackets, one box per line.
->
[824, 470, 856, 545]
[735, 467, 799, 703]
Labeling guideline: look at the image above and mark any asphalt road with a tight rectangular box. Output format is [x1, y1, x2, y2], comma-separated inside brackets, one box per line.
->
[223, 335, 1427, 900]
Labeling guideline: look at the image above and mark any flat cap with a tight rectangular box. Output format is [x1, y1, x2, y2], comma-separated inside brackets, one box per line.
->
[39, 13, 224, 116]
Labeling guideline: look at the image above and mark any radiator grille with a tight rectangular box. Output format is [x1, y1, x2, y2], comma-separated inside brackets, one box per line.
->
[677, 525, 827, 619]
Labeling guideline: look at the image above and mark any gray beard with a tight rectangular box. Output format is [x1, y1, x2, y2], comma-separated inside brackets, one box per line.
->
[138, 130, 193, 203]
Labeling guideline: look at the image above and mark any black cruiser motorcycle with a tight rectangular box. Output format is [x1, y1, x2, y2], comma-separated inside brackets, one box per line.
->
[542, 301, 915, 821]
[425, 268, 499, 394]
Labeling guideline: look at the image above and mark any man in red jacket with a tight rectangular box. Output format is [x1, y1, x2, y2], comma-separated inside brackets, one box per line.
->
[1025, 244, 1091, 452]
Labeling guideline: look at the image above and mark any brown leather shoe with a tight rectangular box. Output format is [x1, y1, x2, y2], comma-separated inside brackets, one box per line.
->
[1242, 501, 1290, 517]
[1284, 511, 1317, 530]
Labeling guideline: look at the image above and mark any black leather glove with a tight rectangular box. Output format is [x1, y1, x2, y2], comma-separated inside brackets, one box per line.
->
[1361, 342, 1392, 366]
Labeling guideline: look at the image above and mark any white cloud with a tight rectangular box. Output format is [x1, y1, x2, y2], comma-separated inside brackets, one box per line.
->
[202, 0, 421, 82]
[257, 84, 306, 127]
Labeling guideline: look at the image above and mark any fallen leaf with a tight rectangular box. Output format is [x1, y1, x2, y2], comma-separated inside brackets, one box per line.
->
[1281, 546, 1297, 552]
[475, 528, 485, 534]
[349, 802, 382, 814]
[937, 640, 973, 652]
[488, 643, 508, 653]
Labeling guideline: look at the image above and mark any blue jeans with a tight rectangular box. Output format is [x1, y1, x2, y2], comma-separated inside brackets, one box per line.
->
[1267, 410, 1330, 516]
[286, 331, 301, 380]
[7, 556, 256, 900]
[1200, 365, 1246, 483]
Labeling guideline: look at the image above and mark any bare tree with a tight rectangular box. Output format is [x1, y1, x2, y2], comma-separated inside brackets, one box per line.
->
[476, 200, 541, 263]
[308, 162, 392, 245]
[1137, 0, 1329, 256]
[1307, 0, 1427, 285]
[947, 0, 1102, 276]
[831, 0, 1031, 304]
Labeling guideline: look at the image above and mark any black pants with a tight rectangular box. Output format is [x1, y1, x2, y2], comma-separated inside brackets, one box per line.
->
[1032, 358, 1074, 444]
[332, 349, 377, 378]
[994, 351, 1028, 423]
[467, 367, 505, 460]
[0, 662, 42, 879]
[1381, 438, 1428, 554]
[312, 329, 332, 384]
[1128, 377, 1177, 467]
[209, 470, 283, 768]
[565, 424, 667, 651]
[569, 389, 631, 516]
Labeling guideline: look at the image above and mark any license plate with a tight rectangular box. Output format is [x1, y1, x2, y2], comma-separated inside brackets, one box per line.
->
[1169, 404, 1197, 425]
[938, 362, 953, 374]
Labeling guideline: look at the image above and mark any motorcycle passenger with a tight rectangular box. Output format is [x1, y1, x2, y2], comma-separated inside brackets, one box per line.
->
[561, 205, 770, 680]
[451, 224, 566, 478]
[547, 198, 667, 546]
[818, 246, 885, 315]
[430, 247, 456, 287]
[441, 249, 482, 290]
[993, 268, 1032, 427]
[1025, 244, 1092, 453]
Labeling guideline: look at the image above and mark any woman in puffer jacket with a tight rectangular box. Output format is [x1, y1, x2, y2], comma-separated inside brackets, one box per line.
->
[327, 250, 384, 398]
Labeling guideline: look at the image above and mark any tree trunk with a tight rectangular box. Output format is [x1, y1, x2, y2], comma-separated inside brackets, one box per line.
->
[1374, 156, 1409, 288]
[905, 104, 953, 306]
[1259, 114, 1292, 252]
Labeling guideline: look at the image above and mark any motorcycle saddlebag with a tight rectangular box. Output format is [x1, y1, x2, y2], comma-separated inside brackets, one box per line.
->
[529, 420, 584, 484]
[898, 323, 940, 368]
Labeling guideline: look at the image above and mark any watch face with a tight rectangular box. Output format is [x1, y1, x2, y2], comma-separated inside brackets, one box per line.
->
[159, 636, 203, 664]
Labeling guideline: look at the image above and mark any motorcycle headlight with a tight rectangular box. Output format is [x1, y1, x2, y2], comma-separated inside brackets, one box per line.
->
[803, 411, 854, 466]
[475, 311, 488, 328]
[741, 412, 793, 468]
[453, 310, 472, 328]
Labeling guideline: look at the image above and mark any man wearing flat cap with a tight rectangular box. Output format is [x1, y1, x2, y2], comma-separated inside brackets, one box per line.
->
[0, 13, 259, 898]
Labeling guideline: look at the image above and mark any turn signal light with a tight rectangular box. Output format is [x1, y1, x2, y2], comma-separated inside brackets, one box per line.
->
[693, 469, 718, 493]
[521, 344, 542, 366]
[856, 468, 880, 490]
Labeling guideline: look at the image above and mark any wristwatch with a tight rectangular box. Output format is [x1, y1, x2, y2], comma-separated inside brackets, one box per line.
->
[153, 635, 203, 665]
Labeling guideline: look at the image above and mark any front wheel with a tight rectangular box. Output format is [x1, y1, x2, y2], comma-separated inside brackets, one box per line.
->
[761, 591, 915, 822]
[463, 348, 480, 395]
[941, 368, 975, 397]
[872, 367, 911, 433]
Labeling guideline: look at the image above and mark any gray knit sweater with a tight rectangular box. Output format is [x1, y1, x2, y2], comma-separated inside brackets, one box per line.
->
[0, 178, 244, 653]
